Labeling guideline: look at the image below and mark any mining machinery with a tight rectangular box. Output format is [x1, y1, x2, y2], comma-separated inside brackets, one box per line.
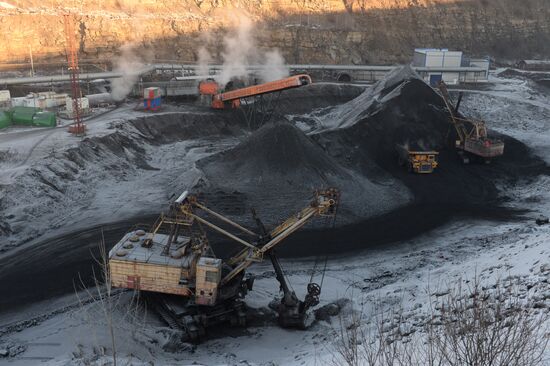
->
[108, 188, 339, 341]
[198, 74, 312, 128]
[437, 81, 504, 163]
[396, 144, 439, 174]
[199, 74, 312, 110]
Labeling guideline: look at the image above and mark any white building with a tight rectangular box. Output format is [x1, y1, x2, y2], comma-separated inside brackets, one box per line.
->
[65, 96, 90, 117]
[0, 90, 10, 109]
[412, 49, 489, 85]
[10, 92, 69, 110]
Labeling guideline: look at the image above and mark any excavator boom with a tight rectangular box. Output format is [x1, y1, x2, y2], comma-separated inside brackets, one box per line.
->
[437, 81, 504, 161]
[221, 189, 339, 285]
[176, 189, 338, 285]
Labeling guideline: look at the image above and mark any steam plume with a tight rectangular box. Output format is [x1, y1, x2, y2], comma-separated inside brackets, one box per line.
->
[110, 44, 146, 101]
[198, 14, 289, 86]
[259, 50, 289, 82]
[196, 47, 213, 78]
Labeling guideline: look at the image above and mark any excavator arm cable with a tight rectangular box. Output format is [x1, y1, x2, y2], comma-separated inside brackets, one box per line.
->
[193, 201, 258, 237]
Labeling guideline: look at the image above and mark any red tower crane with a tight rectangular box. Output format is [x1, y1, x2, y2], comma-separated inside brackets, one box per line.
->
[63, 14, 86, 135]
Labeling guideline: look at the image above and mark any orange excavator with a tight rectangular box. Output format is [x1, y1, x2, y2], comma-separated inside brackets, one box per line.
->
[199, 74, 312, 109]
[437, 81, 504, 164]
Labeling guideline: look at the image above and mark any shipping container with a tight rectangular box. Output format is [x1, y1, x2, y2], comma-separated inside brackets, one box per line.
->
[44, 94, 68, 108]
[144, 97, 161, 111]
[25, 97, 47, 109]
[32, 111, 57, 127]
[0, 90, 10, 102]
[0, 111, 11, 129]
[11, 106, 40, 125]
[10, 97, 26, 107]
[143, 87, 161, 99]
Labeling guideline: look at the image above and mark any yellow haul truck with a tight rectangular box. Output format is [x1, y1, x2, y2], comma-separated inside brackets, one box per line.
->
[396, 145, 439, 174]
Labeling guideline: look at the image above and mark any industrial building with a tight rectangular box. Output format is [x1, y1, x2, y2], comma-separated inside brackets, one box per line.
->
[517, 60, 550, 71]
[11, 92, 68, 109]
[412, 49, 490, 85]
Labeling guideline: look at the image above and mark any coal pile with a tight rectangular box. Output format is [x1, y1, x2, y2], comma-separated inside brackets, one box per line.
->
[313, 66, 546, 206]
[193, 66, 546, 251]
[197, 122, 411, 227]
[275, 83, 365, 116]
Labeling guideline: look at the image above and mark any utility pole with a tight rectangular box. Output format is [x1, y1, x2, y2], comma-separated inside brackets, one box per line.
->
[29, 46, 34, 77]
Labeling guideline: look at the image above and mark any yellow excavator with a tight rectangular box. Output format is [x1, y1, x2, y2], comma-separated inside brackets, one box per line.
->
[109, 188, 339, 341]
[437, 81, 504, 164]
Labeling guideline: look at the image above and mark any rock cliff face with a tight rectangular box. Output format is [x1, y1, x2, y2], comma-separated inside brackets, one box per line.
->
[1, 0, 549, 65]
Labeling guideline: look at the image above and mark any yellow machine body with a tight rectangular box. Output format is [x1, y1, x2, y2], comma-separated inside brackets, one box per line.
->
[408, 151, 439, 174]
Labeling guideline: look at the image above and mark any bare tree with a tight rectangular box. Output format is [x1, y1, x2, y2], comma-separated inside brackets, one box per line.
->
[426, 277, 549, 366]
[75, 231, 145, 366]
[331, 276, 549, 366]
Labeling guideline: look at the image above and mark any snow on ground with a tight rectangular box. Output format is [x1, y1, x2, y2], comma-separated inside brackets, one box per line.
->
[1, 73, 549, 365]
[0, 104, 241, 255]
[1, 204, 548, 365]
[457, 73, 550, 165]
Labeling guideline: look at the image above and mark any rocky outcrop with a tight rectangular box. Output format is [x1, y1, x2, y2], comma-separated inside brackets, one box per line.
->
[1, 1, 549, 67]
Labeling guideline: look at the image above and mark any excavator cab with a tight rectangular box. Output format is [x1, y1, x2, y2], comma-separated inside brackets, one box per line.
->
[195, 257, 222, 306]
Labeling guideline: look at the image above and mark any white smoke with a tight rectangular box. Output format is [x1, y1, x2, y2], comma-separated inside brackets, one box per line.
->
[259, 50, 289, 82]
[198, 14, 289, 86]
[196, 46, 213, 78]
[110, 44, 146, 102]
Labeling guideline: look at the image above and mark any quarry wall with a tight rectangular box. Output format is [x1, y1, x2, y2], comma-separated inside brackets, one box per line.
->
[1, 0, 549, 65]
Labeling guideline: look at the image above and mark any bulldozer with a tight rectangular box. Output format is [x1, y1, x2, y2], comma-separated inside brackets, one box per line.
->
[108, 188, 339, 341]
[437, 81, 504, 164]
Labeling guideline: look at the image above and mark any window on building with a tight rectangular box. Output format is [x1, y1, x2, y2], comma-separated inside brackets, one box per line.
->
[205, 270, 218, 283]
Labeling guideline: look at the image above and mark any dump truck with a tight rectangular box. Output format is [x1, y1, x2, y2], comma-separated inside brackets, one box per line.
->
[437, 81, 504, 163]
[396, 145, 439, 173]
[109, 188, 339, 341]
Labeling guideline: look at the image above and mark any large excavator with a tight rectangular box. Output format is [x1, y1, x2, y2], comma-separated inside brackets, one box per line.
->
[108, 188, 339, 341]
[437, 81, 504, 163]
